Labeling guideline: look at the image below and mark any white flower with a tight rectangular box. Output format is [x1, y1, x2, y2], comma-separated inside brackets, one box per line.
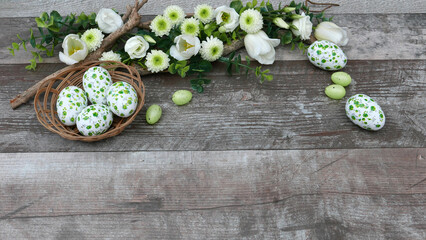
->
[239, 9, 263, 34]
[59, 34, 88, 65]
[180, 17, 200, 36]
[170, 35, 201, 61]
[99, 50, 121, 62]
[81, 28, 104, 52]
[291, 12, 313, 40]
[200, 36, 224, 62]
[314, 21, 349, 46]
[95, 8, 123, 34]
[145, 50, 170, 73]
[124, 36, 149, 59]
[164, 5, 185, 26]
[194, 4, 214, 24]
[273, 17, 289, 29]
[214, 6, 239, 32]
[150, 15, 172, 37]
[244, 30, 280, 65]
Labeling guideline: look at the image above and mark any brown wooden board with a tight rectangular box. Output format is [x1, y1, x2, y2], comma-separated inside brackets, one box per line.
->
[0, 60, 425, 152]
[0, 149, 425, 239]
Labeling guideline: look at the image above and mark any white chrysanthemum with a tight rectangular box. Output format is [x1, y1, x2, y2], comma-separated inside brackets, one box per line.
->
[180, 17, 200, 36]
[239, 9, 263, 34]
[145, 50, 170, 73]
[194, 4, 214, 24]
[81, 28, 104, 52]
[99, 50, 121, 62]
[200, 36, 224, 62]
[150, 15, 172, 37]
[164, 5, 185, 26]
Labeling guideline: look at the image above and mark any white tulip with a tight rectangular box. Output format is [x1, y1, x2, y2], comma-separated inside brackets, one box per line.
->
[170, 35, 201, 61]
[314, 21, 349, 46]
[291, 12, 313, 40]
[124, 36, 149, 59]
[244, 30, 280, 65]
[59, 34, 88, 65]
[95, 8, 124, 34]
[214, 6, 239, 32]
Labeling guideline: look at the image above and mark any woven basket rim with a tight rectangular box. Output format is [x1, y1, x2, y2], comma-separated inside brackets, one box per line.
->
[34, 60, 145, 142]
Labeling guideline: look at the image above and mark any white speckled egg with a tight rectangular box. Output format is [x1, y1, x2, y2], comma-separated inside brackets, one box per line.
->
[345, 94, 385, 131]
[56, 86, 88, 126]
[76, 104, 114, 136]
[106, 81, 138, 117]
[82, 66, 112, 105]
[307, 40, 347, 71]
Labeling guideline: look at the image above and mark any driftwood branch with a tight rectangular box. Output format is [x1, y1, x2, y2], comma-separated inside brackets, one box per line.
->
[10, 0, 148, 109]
[10, 2, 319, 110]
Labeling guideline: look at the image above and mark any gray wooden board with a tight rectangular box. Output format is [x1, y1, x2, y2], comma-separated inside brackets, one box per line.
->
[1, 0, 425, 17]
[1, 60, 425, 152]
[0, 148, 425, 239]
[1, 14, 425, 65]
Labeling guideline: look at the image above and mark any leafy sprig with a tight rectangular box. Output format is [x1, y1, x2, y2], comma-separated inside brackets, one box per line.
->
[219, 52, 273, 83]
[8, 11, 97, 70]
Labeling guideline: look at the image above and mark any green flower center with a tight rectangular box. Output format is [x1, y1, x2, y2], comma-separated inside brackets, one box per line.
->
[185, 24, 196, 34]
[221, 12, 230, 23]
[200, 9, 209, 18]
[153, 55, 163, 66]
[169, 12, 178, 21]
[245, 16, 252, 25]
[210, 46, 219, 56]
[157, 20, 167, 30]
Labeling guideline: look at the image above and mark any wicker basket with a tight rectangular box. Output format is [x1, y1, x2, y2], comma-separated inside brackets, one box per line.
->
[34, 61, 145, 142]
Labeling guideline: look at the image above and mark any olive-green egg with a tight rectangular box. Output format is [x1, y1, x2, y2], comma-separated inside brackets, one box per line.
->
[331, 72, 352, 87]
[325, 84, 346, 100]
[172, 90, 192, 106]
[146, 104, 162, 125]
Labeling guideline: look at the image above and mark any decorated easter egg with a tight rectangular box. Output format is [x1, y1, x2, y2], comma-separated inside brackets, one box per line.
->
[307, 40, 347, 71]
[106, 81, 138, 117]
[76, 104, 114, 136]
[56, 86, 88, 126]
[82, 66, 112, 105]
[345, 94, 385, 131]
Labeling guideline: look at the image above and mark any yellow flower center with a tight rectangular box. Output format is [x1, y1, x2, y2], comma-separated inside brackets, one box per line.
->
[184, 42, 195, 51]
[69, 47, 81, 55]
[221, 12, 230, 23]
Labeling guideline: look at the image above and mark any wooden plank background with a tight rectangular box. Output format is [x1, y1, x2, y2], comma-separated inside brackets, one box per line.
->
[0, 0, 425, 239]
[1, 149, 425, 239]
[1, 0, 426, 17]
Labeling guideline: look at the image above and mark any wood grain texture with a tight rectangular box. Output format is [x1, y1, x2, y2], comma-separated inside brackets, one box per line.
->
[0, 148, 425, 239]
[1, 60, 425, 152]
[0, 0, 425, 17]
[1, 14, 425, 65]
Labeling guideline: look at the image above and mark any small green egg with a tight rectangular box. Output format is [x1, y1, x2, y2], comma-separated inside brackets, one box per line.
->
[331, 72, 352, 87]
[325, 84, 346, 100]
[146, 104, 162, 125]
[172, 90, 192, 106]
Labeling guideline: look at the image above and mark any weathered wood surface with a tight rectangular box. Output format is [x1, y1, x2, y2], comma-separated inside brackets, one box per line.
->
[1, 0, 425, 17]
[0, 148, 425, 239]
[1, 59, 425, 152]
[1, 14, 425, 65]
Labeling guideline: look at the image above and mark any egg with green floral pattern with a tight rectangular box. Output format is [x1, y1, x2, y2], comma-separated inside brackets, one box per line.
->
[106, 81, 138, 117]
[76, 104, 113, 136]
[56, 86, 88, 126]
[307, 40, 347, 71]
[82, 66, 112, 105]
[345, 94, 385, 131]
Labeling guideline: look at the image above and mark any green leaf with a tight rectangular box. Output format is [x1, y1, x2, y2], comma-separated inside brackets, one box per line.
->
[230, 0, 244, 13]
[168, 63, 177, 74]
[40, 12, 49, 21]
[12, 42, 19, 50]
[252, 0, 258, 7]
[8, 48, 15, 56]
[281, 31, 292, 45]
[35, 17, 46, 28]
